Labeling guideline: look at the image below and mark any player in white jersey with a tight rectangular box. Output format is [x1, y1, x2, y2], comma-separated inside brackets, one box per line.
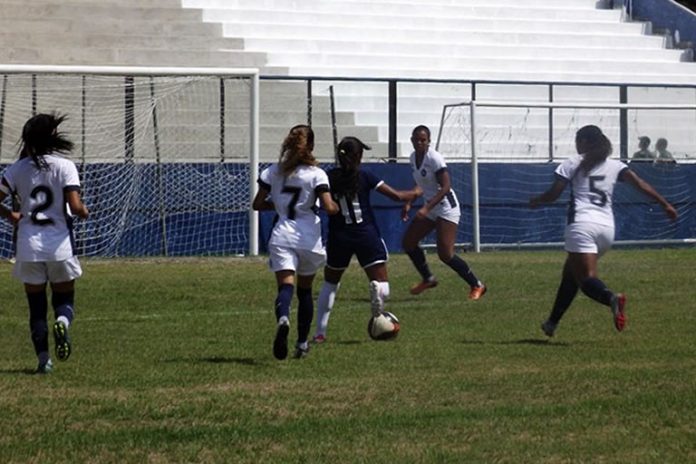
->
[530, 125, 677, 337]
[0, 114, 89, 374]
[252, 125, 338, 360]
[401, 125, 487, 300]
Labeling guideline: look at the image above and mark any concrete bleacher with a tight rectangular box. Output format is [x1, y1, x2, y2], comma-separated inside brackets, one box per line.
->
[1, 0, 695, 161]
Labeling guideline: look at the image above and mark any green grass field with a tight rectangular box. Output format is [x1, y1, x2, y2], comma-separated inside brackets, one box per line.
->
[1, 249, 695, 463]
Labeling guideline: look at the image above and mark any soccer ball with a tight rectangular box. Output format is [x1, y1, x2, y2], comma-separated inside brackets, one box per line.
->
[367, 311, 400, 341]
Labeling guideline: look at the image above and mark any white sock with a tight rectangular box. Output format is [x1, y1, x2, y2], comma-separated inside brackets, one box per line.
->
[315, 281, 339, 337]
[57, 316, 70, 328]
[379, 281, 391, 301]
[278, 316, 289, 326]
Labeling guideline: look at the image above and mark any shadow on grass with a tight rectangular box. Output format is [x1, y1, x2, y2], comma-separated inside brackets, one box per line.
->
[460, 338, 570, 347]
[0, 368, 40, 375]
[198, 356, 259, 366]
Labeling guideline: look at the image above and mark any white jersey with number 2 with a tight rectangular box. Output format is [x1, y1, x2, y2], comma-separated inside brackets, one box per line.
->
[0, 153, 81, 262]
[555, 154, 628, 227]
[259, 163, 330, 252]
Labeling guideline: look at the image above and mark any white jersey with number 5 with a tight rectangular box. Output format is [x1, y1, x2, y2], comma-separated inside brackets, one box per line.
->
[259, 163, 330, 252]
[0, 153, 81, 261]
[555, 154, 628, 227]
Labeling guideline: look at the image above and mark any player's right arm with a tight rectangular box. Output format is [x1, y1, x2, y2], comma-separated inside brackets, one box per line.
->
[318, 191, 339, 215]
[377, 183, 420, 203]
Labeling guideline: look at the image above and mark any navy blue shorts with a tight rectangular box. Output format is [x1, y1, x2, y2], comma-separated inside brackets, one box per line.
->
[326, 226, 388, 270]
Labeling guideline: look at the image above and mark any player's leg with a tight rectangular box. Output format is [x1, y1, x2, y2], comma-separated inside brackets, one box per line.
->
[25, 283, 52, 373]
[402, 217, 437, 294]
[47, 257, 82, 361]
[294, 249, 326, 358]
[14, 261, 52, 373]
[542, 257, 579, 337]
[269, 244, 298, 360]
[314, 267, 344, 343]
[359, 236, 390, 316]
[435, 218, 486, 299]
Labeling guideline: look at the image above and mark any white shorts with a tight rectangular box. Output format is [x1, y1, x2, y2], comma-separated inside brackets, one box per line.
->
[268, 244, 326, 276]
[13, 256, 83, 285]
[564, 222, 614, 256]
[426, 200, 461, 224]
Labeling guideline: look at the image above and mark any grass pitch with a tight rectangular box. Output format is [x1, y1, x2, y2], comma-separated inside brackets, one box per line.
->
[1, 249, 695, 463]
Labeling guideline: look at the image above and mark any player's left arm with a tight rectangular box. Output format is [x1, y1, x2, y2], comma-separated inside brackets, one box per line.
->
[621, 169, 677, 220]
[530, 176, 567, 208]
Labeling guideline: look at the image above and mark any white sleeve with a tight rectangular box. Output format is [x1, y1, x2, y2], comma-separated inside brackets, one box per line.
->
[429, 149, 448, 171]
[555, 157, 578, 181]
[62, 161, 81, 188]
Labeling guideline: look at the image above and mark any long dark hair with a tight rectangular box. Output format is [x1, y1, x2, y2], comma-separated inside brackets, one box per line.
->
[19, 113, 73, 170]
[329, 136, 371, 199]
[279, 124, 317, 176]
[576, 125, 612, 174]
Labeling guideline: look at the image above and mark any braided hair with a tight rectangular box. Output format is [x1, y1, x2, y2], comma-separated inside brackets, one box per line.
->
[19, 113, 73, 170]
[330, 136, 371, 199]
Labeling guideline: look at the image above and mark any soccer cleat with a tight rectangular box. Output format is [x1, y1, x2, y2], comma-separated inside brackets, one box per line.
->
[293, 343, 310, 359]
[369, 280, 384, 317]
[611, 293, 627, 332]
[53, 321, 71, 361]
[410, 278, 438, 295]
[312, 334, 326, 344]
[36, 359, 53, 375]
[468, 285, 487, 300]
[273, 321, 290, 360]
[541, 320, 557, 337]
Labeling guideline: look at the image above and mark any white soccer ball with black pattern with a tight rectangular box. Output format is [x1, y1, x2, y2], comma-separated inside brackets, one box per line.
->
[367, 311, 400, 341]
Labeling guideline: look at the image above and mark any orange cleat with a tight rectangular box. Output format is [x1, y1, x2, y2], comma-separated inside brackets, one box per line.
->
[468, 285, 487, 300]
[611, 293, 627, 332]
[410, 279, 438, 295]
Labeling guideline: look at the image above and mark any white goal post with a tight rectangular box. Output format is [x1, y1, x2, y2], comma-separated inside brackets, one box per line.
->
[0, 64, 261, 257]
[436, 99, 696, 252]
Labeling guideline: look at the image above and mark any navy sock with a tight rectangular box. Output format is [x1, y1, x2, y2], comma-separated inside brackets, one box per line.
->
[548, 273, 579, 324]
[275, 284, 294, 322]
[52, 291, 75, 324]
[27, 292, 49, 356]
[296, 287, 313, 345]
[445, 255, 480, 287]
[406, 247, 433, 281]
[580, 277, 613, 307]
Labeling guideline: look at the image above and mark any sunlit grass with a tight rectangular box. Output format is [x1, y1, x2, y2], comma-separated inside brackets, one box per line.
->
[0, 249, 694, 463]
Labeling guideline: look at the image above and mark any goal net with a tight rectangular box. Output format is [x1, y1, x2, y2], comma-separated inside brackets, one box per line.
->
[436, 100, 696, 250]
[0, 65, 259, 258]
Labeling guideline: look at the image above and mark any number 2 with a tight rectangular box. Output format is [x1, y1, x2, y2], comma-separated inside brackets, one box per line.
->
[30, 185, 55, 225]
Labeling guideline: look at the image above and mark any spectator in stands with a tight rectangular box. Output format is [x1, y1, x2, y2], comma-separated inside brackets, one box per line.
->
[655, 137, 677, 164]
[630, 136, 655, 163]
[312, 136, 417, 344]
[252, 124, 338, 360]
[401, 125, 487, 300]
[529, 125, 677, 338]
[0, 113, 89, 374]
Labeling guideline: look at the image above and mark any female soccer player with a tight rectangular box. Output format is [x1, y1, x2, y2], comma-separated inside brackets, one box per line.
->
[401, 125, 487, 299]
[0, 113, 89, 374]
[252, 124, 338, 360]
[312, 136, 417, 343]
[530, 125, 677, 336]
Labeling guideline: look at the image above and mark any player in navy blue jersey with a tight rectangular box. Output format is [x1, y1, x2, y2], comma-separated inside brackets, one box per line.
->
[530, 125, 677, 337]
[312, 136, 417, 343]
